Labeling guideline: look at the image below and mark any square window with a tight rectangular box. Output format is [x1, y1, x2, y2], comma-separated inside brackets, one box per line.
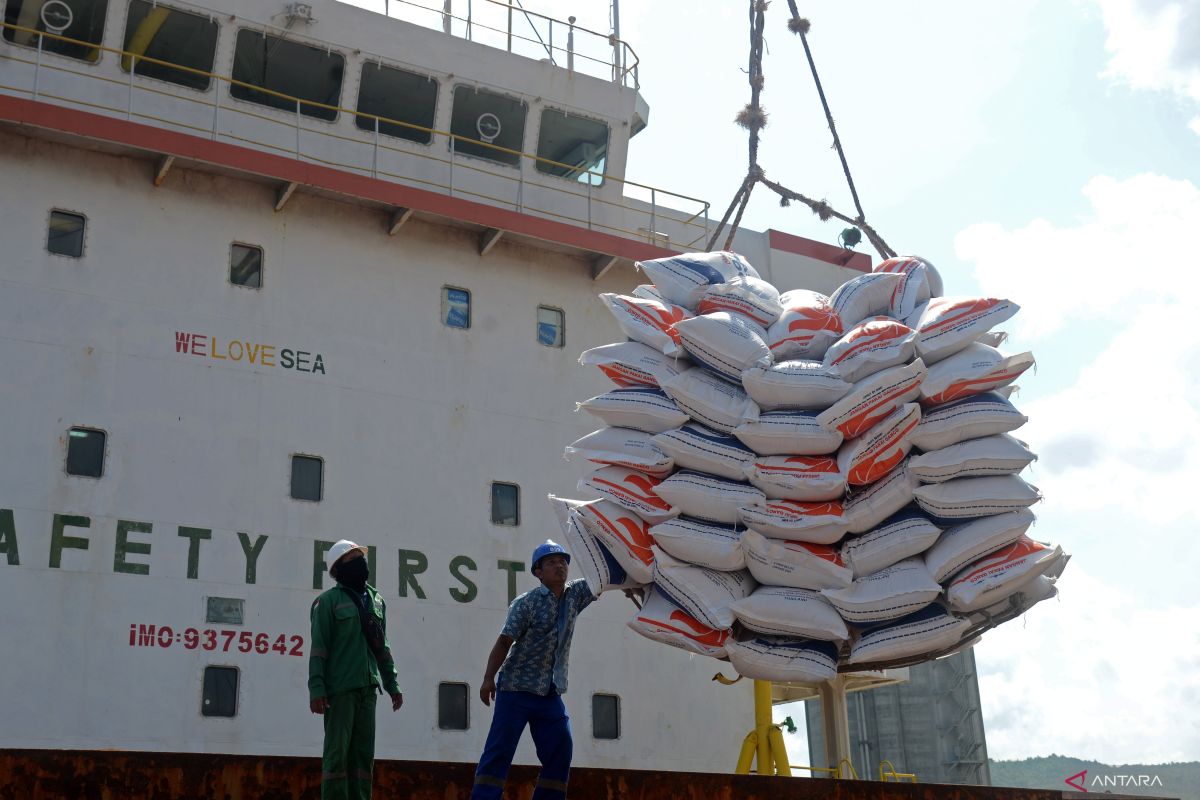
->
[536, 108, 609, 186]
[490, 482, 519, 526]
[442, 286, 471, 329]
[66, 427, 105, 477]
[47, 210, 85, 257]
[438, 682, 469, 730]
[450, 86, 526, 167]
[291, 455, 323, 501]
[121, 1, 218, 90]
[205, 597, 244, 625]
[230, 29, 344, 122]
[201, 666, 239, 717]
[536, 306, 564, 348]
[3, 0, 109, 63]
[230, 244, 263, 288]
[355, 62, 438, 144]
[592, 693, 620, 740]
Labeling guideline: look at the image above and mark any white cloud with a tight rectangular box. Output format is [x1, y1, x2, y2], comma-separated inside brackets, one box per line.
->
[955, 173, 1200, 339]
[976, 565, 1200, 763]
[1094, 0, 1200, 103]
[1191, 115, 1200, 136]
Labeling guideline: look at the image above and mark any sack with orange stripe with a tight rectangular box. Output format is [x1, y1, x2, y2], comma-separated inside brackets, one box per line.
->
[578, 465, 678, 524]
[766, 289, 844, 360]
[822, 316, 917, 383]
[836, 403, 921, 486]
[599, 292, 691, 357]
[919, 342, 1035, 406]
[549, 496, 642, 595]
[575, 499, 657, 585]
[627, 586, 730, 657]
[742, 455, 847, 501]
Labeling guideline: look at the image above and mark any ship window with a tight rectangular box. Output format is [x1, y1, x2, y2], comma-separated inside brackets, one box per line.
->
[592, 693, 620, 740]
[437, 682, 469, 730]
[536, 306, 564, 348]
[3, 0, 109, 63]
[47, 210, 86, 257]
[229, 243, 263, 288]
[201, 666, 239, 717]
[121, 1, 218, 91]
[230, 29, 344, 122]
[449, 86, 526, 167]
[291, 455, 323, 501]
[355, 62, 437, 145]
[441, 286, 470, 329]
[66, 427, 105, 477]
[490, 482, 519, 526]
[205, 597, 244, 625]
[536, 109, 608, 186]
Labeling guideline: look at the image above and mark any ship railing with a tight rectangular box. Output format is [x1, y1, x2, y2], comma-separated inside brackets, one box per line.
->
[365, 0, 641, 89]
[0, 22, 709, 251]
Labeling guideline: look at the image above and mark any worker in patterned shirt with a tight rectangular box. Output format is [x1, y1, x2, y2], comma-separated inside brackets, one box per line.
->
[469, 539, 597, 800]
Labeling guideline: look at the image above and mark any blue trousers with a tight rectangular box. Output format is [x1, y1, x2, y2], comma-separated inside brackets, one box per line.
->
[470, 690, 573, 799]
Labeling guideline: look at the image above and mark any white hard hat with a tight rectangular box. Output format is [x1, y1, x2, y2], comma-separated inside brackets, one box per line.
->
[327, 539, 368, 575]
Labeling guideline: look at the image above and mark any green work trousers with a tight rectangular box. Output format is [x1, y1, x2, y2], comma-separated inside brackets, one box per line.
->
[322, 686, 378, 800]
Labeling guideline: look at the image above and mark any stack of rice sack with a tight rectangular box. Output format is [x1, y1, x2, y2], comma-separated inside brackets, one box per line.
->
[550, 252, 1068, 684]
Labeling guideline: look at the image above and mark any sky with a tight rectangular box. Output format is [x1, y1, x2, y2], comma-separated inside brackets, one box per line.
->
[354, 0, 1200, 769]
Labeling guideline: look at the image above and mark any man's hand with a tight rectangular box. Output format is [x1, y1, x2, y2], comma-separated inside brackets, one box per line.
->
[390, 692, 404, 711]
[310, 697, 329, 715]
[479, 677, 497, 707]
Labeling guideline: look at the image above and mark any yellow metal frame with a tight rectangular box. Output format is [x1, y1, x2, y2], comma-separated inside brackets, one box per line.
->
[879, 759, 917, 783]
[0, 21, 710, 247]
[733, 680, 792, 777]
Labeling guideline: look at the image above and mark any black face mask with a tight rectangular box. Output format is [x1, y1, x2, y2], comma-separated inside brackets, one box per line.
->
[337, 557, 369, 590]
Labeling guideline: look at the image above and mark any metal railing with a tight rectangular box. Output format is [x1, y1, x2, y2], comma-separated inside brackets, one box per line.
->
[367, 0, 640, 88]
[0, 21, 707, 248]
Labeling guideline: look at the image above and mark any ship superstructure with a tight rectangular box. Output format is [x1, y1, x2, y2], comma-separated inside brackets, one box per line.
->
[0, 0, 868, 771]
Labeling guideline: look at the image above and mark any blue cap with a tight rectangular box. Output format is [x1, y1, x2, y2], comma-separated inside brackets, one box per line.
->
[531, 539, 570, 571]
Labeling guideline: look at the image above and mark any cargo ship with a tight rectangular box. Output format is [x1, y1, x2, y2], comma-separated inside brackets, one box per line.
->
[0, 1, 1125, 797]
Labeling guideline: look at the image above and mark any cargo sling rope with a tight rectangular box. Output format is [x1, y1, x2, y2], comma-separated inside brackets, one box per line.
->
[706, 0, 896, 260]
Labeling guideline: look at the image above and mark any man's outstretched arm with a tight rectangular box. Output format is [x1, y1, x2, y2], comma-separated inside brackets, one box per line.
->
[478, 634, 514, 707]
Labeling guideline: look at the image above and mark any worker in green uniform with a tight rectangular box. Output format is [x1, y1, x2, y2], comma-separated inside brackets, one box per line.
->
[309, 539, 403, 800]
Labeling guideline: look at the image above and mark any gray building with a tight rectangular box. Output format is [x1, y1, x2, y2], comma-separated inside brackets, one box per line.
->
[805, 649, 991, 785]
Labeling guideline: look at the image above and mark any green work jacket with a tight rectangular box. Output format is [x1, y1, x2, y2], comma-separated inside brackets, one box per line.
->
[308, 583, 400, 701]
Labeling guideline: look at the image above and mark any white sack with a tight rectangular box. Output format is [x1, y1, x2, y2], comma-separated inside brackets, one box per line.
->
[829, 272, 904, 329]
[734, 410, 844, 456]
[628, 586, 730, 657]
[577, 387, 690, 434]
[844, 459, 917, 534]
[575, 499, 657, 584]
[578, 341, 689, 389]
[550, 495, 641, 594]
[672, 312, 772, 383]
[631, 283, 665, 302]
[914, 474, 1041, 520]
[966, 574, 1058, 625]
[636, 250, 759, 309]
[920, 342, 1035, 406]
[946, 536, 1063, 612]
[738, 500, 849, 544]
[910, 392, 1028, 452]
[874, 255, 943, 319]
[925, 508, 1036, 583]
[725, 636, 839, 683]
[743, 455, 847, 502]
[841, 506, 942, 579]
[741, 528, 853, 590]
[599, 292, 690, 357]
[837, 403, 921, 487]
[742, 360, 851, 411]
[908, 434, 1036, 484]
[579, 466, 678, 524]
[822, 316, 917, 383]
[654, 470, 766, 525]
[697, 275, 784, 327]
[848, 605, 971, 665]
[766, 289, 844, 360]
[651, 547, 756, 630]
[652, 422, 757, 481]
[564, 427, 675, 479]
[821, 557, 941, 624]
[913, 296, 1020, 364]
[650, 516, 746, 571]
[817, 359, 927, 440]
[729, 586, 849, 640]
[663, 367, 757, 434]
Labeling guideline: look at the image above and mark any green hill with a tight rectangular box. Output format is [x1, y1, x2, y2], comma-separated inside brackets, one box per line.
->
[989, 754, 1198, 798]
